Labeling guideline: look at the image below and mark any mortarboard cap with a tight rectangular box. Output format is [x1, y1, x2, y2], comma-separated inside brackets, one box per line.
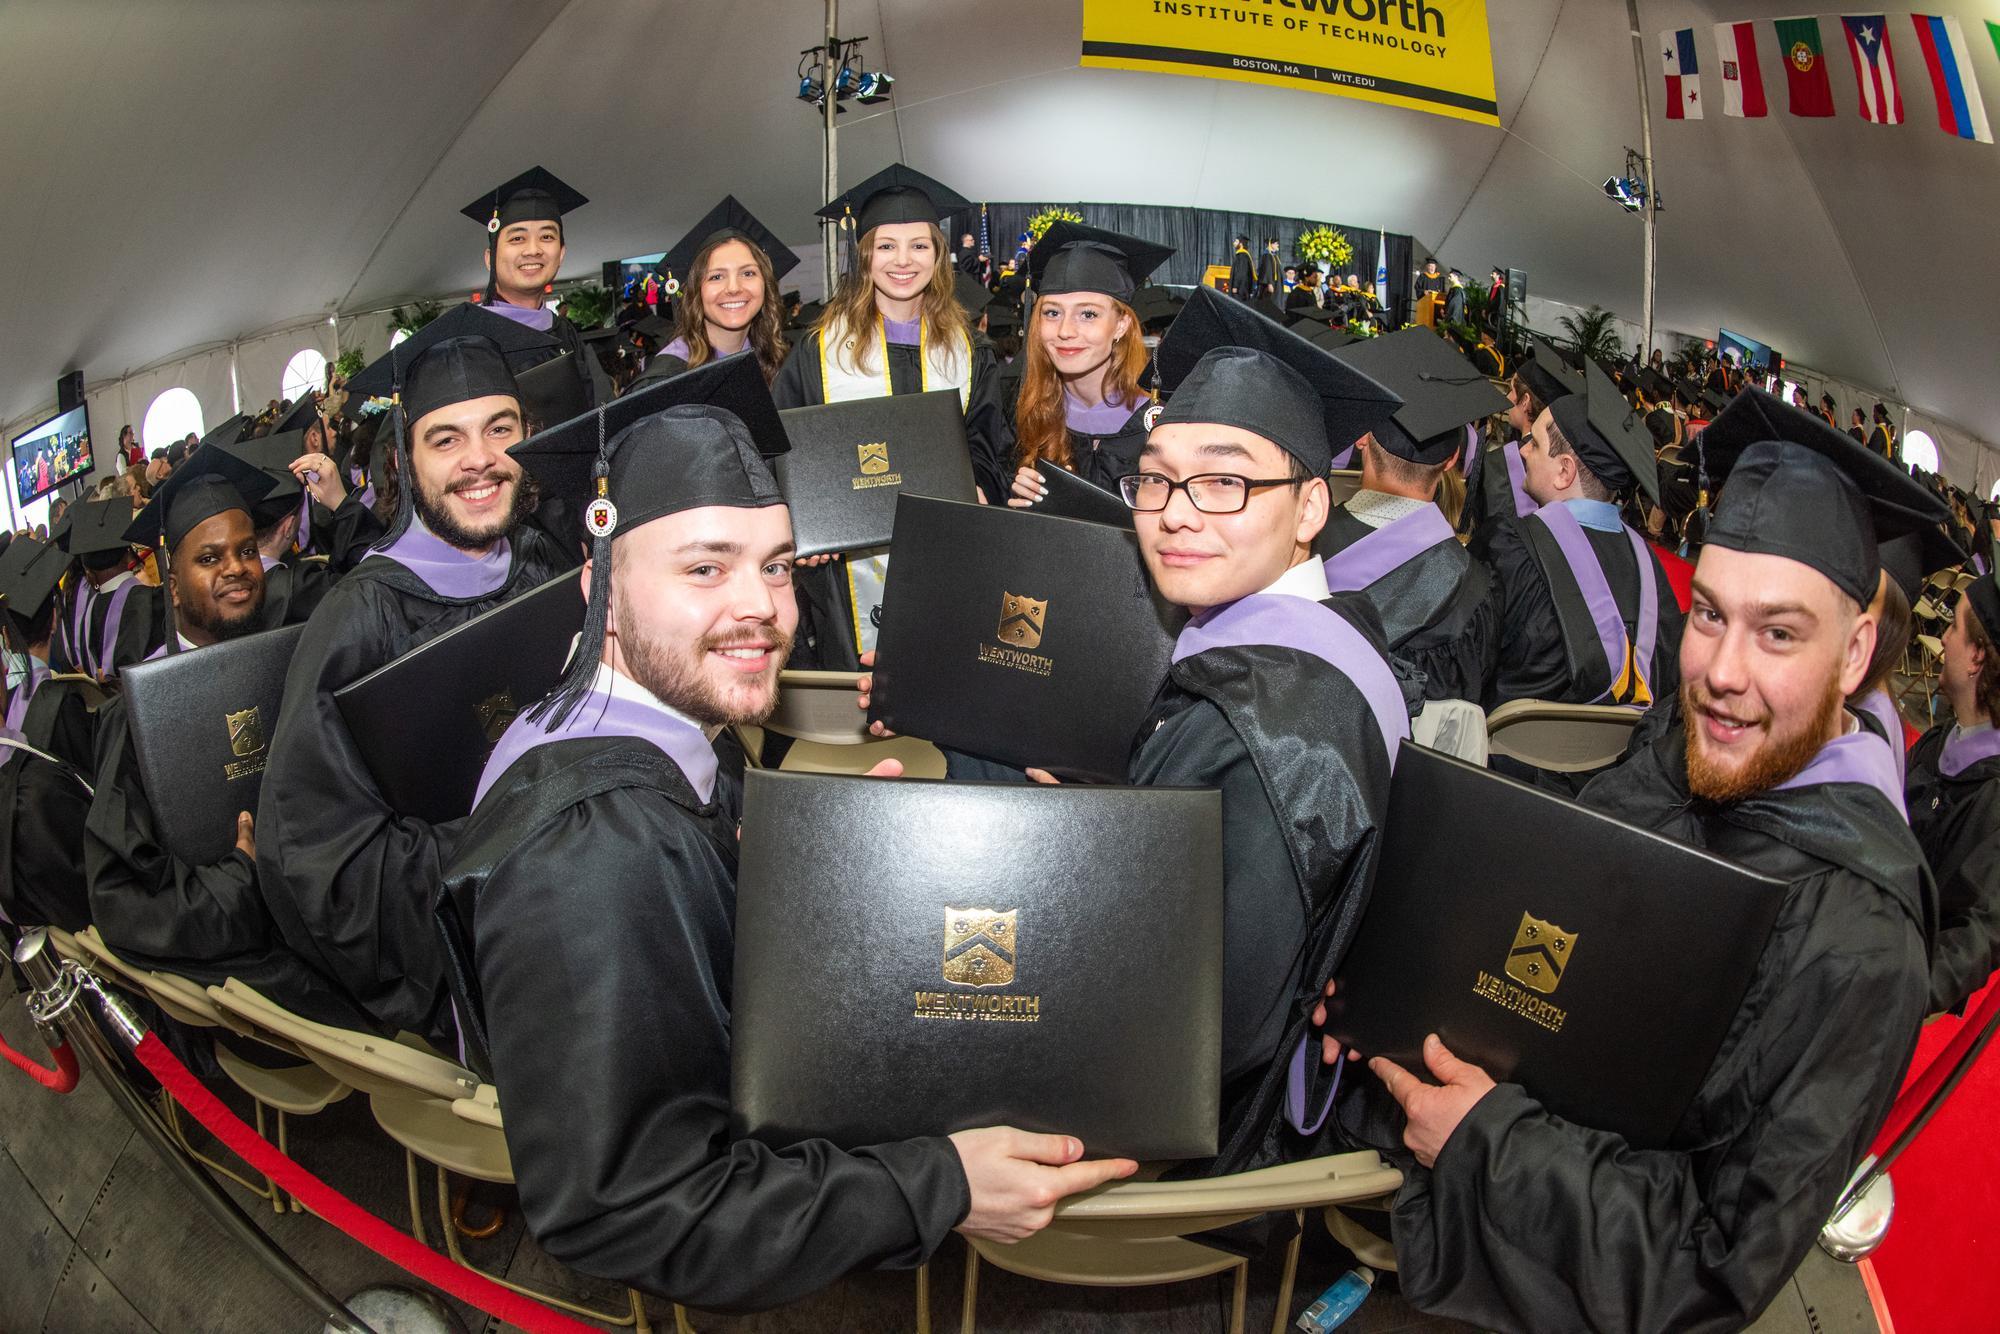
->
[347, 304, 556, 425]
[1697, 389, 1949, 607]
[1154, 286, 1401, 476]
[633, 314, 675, 342]
[657, 195, 800, 285]
[1964, 545, 2000, 641]
[459, 166, 588, 235]
[982, 300, 1020, 333]
[219, 429, 310, 528]
[57, 499, 138, 558]
[1547, 358, 1660, 504]
[954, 271, 991, 317]
[1878, 525, 1966, 604]
[1329, 329, 1510, 466]
[275, 394, 323, 437]
[1636, 368, 1673, 402]
[198, 413, 250, 452]
[0, 538, 68, 628]
[1699, 387, 1730, 416]
[816, 164, 970, 235]
[124, 443, 276, 554]
[1517, 337, 1580, 406]
[1028, 222, 1173, 306]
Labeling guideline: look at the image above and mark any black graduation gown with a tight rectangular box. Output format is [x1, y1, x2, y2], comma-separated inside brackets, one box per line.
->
[254, 527, 568, 1036]
[1907, 724, 2000, 1012]
[258, 557, 337, 630]
[315, 488, 388, 572]
[1481, 513, 1684, 710]
[437, 735, 969, 1310]
[22, 676, 98, 776]
[0, 747, 91, 932]
[1133, 595, 1412, 1176]
[1228, 250, 1255, 298]
[1362, 709, 1931, 1333]
[1443, 286, 1466, 324]
[1001, 392, 1152, 497]
[1469, 343, 1504, 380]
[772, 328, 1014, 670]
[1316, 508, 1497, 702]
[58, 578, 166, 679]
[1256, 252, 1280, 295]
[83, 695, 366, 1023]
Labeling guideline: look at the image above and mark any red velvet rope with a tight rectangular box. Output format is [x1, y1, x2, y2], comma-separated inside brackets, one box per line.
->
[131, 1032, 599, 1334]
[0, 1027, 78, 1093]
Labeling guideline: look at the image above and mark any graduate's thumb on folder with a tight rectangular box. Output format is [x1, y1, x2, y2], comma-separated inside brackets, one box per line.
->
[949, 1127, 1139, 1243]
[1370, 1034, 1495, 1169]
[234, 811, 256, 860]
[855, 650, 899, 737]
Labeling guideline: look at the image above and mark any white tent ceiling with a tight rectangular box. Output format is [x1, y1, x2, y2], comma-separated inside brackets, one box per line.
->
[3, 0, 1997, 485]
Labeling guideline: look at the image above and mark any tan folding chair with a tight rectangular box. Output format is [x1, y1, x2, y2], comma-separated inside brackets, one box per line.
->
[207, 981, 664, 1332]
[1486, 699, 1642, 773]
[1326, 470, 1363, 508]
[946, 1150, 1402, 1334]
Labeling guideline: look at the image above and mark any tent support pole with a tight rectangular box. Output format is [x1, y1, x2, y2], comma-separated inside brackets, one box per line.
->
[1626, 0, 1658, 360]
[822, 0, 840, 297]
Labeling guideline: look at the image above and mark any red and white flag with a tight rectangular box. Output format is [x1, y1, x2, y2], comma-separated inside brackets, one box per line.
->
[1713, 21, 1769, 117]
[1841, 15, 1904, 125]
[1661, 28, 1702, 119]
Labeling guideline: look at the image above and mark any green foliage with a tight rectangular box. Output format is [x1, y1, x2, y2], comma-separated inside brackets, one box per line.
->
[1556, 305, 1624, 364]
[558, 284, 614, 330]
[389, 300, 444, 336]
[332, 348, 366, 381]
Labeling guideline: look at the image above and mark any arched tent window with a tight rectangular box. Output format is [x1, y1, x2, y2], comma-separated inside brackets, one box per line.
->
[1990, 477, 2000, 502]
[1902, 430, 1940, 475]
[141, 387, 205, 451]
[282, 348, 329, 406]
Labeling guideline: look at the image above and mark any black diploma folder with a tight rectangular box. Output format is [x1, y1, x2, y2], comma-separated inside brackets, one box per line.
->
[120, 624, 307, 866]
[1031, 459, 1133, 528]
[333, 571, 585, 824]
[868, 495, 1183, 782]
[773, 390, 977, 556]
[1327, 745, 1788, 1147]
[731, 771, 1223, 1159]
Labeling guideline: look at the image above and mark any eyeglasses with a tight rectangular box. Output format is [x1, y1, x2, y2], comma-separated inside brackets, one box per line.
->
[1118, 471, 1302, 514]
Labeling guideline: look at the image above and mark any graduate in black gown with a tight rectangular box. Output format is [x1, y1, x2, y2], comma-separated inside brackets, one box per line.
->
[1227, 236, 1255, 299]
[1315, 328, 1507, 702]
[438, 356, 1133, 1310]
[53, 499, 167, 680]
[1462, 340, 1575, 546]
[0, 538, 96, 773]
[85, 449, 360, 1020]
[642, 197, 798, 387]
[998, 222, 1170, 503]
[1329, 389, 1944, 1331]
[1481, 358, 1683, 716]
[1909, 556, 2000, 1012]
[256, 307, 569, 1036]
[217, 429, 340, 627]
[772, 165, 1013, 669]
[270, 393, 388, 571]
[460, 167, 601, 412]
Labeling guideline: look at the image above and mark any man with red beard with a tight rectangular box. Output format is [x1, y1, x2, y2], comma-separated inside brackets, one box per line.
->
[255, 305, 570, 1036]
[437, 356, 1134, 1311]
[1336, 389, 1944, 1331]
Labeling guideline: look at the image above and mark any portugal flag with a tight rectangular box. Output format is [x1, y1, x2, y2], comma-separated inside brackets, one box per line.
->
[1774, 16, 1836, 117]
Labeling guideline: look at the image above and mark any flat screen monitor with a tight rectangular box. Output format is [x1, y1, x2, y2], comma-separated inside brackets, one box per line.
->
[10, 403, 93, 507]
[1717, 328, 1773, 370]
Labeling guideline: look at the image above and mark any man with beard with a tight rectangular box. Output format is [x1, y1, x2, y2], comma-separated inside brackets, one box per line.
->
[436, 356, 1134, 1310]
[1329, 390, 1942, 1331]
[255, 306, 569, 1036]
[84, 450, 357, 1017]
[461, 167, 599, 412]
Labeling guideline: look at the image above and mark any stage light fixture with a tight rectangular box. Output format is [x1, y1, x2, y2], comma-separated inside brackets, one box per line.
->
[855, 70, 894, 102]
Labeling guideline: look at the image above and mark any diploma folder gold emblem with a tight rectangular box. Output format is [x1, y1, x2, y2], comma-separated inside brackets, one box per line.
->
[731, 771, 1224, 1160]
[226, 707, 265, 760]
[1327, 746, 1787, 1148]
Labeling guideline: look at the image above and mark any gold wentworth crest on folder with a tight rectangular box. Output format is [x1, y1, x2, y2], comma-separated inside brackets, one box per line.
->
[942, 907, 1017, 987]
[223, 707, 268, 781]
[1504, 913, 1578, 995]
[857, 441, 890, 474]
[476, 690, 520, 744]
[996, 592, 1047, 650]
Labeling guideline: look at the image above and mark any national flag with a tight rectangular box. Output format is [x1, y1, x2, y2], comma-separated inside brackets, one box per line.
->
[1661, 29, 1702, 119]
[1774, 17, 1836, 117]
[1841, 16, 1904, 124]
[1909, 15, 1992, 142]
[1714, 21, 1769, 117]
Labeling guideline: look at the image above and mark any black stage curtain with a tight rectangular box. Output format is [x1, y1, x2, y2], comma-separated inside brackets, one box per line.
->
[953, 203, 1415, 321]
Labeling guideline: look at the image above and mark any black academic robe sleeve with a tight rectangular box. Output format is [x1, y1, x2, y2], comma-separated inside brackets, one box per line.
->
[472, 781, 970, 1310]
[1926, 782, 2000, 1012]
[0, 754, 92, 932]
[1480, 518, 1569, 707]
[1386, 859, 1925, 1333]
[320, 489, 388, 572]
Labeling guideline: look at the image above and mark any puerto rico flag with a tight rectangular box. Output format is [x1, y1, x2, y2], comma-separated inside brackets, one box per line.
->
[1909, 15, 1992, 142]
[1842, 16, 1904, 124]
[1714, 21, 1768, 117]
[1662, 28, 1702, 119]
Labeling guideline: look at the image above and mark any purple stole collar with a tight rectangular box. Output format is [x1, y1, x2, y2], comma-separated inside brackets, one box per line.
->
[474, 685, 717, 808]
[1062, 390, 1142, 436]
[1458, 423, 1479, 474]
[1330, 443, 1355, 470]
[1941, 724, 2000, 778]
[1502, 441, 1532, 518]
[883, 316, 922, 346]
[1853, 690, 1907, 788]
[1530, 502, 1659, 707]
[371, 519, 512, 599]
[1324, 503, 1454, 594]
[1774, 730, 1907, 818]
[4, 661, 49, 734]
[485, 300, 555, 331]
[259, 554, 280, 572]
[92, 579, 139, 678]
[64, 582, 94, 668]
[1173, 593, 1409, 769]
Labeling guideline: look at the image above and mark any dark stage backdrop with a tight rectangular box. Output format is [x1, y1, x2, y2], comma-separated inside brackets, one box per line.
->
[945, 203, 1416, 325]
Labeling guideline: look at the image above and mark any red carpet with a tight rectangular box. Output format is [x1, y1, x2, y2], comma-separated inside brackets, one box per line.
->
[1869, 974, 2000, 1332]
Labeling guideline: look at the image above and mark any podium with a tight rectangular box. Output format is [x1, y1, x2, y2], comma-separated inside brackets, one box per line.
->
[1414, 293, 1443, 329]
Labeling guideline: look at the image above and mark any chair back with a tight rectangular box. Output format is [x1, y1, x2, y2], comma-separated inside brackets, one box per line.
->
[1486, 699, 1641, 773]
[208, 980, 477, 1104]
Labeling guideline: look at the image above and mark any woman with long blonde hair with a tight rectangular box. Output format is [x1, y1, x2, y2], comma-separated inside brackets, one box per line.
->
[648, 197, 797, 386]
[772, 165, 1012, 669]
[1002, 223, 1171, 506]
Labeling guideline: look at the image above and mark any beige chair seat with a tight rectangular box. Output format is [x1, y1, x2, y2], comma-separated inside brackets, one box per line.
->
[372, 1091, 513, 1183]
[213, 1045, 350, 1117]
[1486, 699, 1641, 773]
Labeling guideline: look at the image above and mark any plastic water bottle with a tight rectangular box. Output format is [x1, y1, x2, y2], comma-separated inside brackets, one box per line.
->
[1295, 1265, 1375, 1332]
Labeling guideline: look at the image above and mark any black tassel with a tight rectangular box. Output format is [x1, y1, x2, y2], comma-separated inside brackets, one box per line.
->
[379, 331, 416, 543]
[527, 414, 613, 731]
[157, 535, 179, 655]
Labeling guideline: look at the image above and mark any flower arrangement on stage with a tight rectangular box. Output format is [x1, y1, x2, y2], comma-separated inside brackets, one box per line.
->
[1298, 225, 1353, 272]
[1025, 207, 1084, 241]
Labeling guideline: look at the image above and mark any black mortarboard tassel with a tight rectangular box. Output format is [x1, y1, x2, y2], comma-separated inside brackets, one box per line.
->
[1028, 222, 1174, 306]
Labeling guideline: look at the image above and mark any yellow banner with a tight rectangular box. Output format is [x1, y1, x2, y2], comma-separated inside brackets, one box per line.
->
[1081, 0, 1499, 127]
